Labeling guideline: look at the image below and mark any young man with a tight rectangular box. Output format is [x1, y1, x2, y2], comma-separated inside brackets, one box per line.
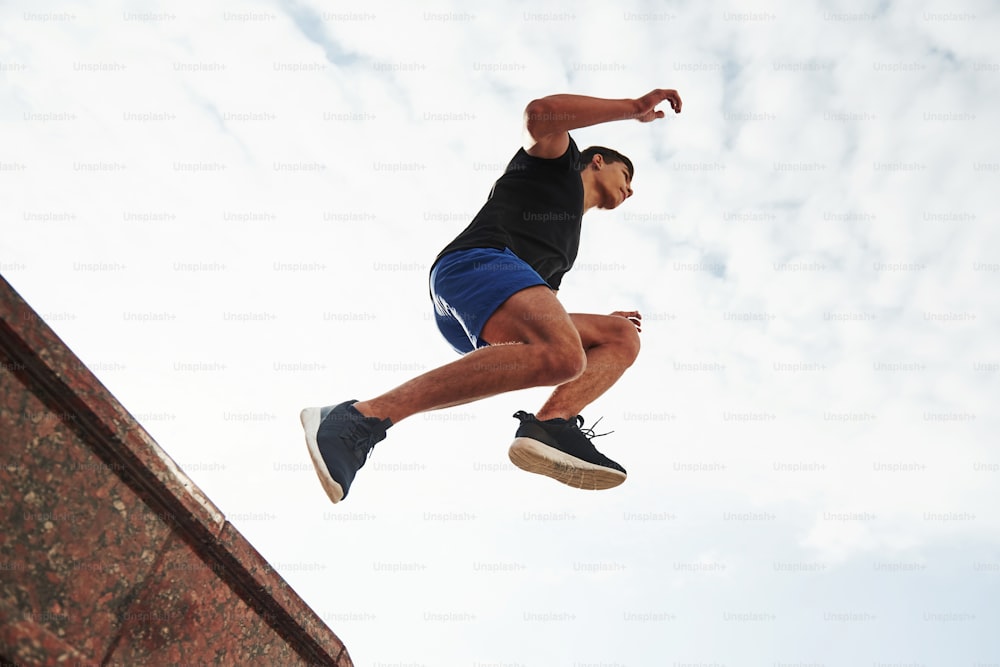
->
[301, 89, 682, 503]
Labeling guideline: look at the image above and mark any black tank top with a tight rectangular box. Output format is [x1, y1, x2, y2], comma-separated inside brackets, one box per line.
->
[433, 136, 584, 290]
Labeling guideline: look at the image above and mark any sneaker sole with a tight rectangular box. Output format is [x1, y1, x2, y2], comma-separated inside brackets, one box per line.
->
[508, 437, 626, 490]
[300, 407, 346, 504]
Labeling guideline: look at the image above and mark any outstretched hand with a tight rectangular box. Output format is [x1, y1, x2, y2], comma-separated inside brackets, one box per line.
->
[634, 89, 682, 122]
[611, 310, 642, 333]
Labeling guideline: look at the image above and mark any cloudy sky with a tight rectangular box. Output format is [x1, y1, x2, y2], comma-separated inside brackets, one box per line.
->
[2, 0, 998, 664]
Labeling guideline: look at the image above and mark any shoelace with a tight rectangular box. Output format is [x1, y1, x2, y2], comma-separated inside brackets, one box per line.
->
[576, 415, 614, 441]
[516, 411, 618, 468]
[342, 419, 388, 463]
[514, 410, 616, 441]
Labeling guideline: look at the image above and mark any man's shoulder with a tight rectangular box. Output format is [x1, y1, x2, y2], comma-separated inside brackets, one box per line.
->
[506, 135, 580, 172]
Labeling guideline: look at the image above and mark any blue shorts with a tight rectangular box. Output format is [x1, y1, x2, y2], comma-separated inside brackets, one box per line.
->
[429, 247, 549, 354]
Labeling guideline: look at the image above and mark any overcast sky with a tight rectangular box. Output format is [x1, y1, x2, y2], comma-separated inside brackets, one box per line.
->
[2, 0, 999, 665]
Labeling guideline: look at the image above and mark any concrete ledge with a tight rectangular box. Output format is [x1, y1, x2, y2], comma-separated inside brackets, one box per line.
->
[0, 274, 352, 666]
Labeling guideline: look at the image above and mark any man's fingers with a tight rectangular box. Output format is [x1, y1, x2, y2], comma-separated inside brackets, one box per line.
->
[662, 89, 682, 113]
[638, 89, 682, 118]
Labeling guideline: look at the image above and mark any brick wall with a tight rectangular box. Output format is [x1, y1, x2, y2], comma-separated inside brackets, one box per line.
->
[0, 274, 351, 666]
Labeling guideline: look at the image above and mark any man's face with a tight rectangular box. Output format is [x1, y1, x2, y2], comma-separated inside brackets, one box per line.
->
[593, 155, 634, 209]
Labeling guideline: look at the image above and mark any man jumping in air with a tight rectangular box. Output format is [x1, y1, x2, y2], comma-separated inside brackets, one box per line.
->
[301, 88, 682, 503]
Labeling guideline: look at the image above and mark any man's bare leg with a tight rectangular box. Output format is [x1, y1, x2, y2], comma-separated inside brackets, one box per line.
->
[352, 286, 585, 424]
[309, 294, 641, 499]
[535, 313, 641, 421]
[502, 312, 640, 490]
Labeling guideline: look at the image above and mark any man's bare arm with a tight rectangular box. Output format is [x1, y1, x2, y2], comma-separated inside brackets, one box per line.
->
[523, 89, 682, 158]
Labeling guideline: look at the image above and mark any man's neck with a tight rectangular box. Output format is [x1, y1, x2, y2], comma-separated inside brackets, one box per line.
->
[581, 173, 598, 213]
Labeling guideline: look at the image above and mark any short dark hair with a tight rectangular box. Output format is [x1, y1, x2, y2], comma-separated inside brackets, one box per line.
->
[578, 146, 634, 181]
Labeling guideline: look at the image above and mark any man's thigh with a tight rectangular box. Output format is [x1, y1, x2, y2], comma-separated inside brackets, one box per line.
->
[480, 285, 581, 347]
[568, 313, 641, 351]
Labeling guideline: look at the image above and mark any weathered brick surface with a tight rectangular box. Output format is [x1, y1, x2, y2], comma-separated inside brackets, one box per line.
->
[0, 274, 352, 666]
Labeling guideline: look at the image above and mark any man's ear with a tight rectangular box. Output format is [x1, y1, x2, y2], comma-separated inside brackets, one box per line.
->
[591, 154, 605, 170]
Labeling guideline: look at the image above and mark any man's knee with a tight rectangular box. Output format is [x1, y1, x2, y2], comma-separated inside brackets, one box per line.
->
[609, 315, 641, 365]
[539, 341, 587, 385]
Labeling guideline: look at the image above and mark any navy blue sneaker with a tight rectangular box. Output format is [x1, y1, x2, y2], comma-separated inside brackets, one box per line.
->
[300, 400, 392, 503]
[509, 411, 626, 490]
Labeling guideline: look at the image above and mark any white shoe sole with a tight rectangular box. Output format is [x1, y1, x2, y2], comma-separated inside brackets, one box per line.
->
[508, 437, 626, 490]
[300, 407, 345, 504]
